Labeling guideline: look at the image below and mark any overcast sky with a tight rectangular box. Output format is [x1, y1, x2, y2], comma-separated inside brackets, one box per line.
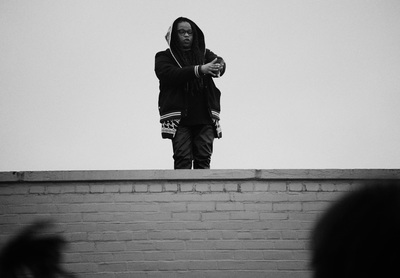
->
[1, 0, 400, 171]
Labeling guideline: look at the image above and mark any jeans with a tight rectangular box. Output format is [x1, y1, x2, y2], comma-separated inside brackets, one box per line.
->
[172, 124, 215, 169]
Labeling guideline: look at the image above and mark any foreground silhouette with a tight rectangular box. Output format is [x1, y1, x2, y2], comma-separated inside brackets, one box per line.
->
[0, 220, 75, 278]
[311, 180, 400, 278]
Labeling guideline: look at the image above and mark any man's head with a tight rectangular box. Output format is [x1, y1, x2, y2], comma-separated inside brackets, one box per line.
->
[176, 20, 193, 50]
[166, 17, 205, 66]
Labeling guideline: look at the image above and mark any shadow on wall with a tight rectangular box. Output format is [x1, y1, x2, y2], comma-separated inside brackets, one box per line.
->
[310, 180, 400, 278]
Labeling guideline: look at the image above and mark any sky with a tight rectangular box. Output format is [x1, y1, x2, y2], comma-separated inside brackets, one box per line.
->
[1, 0, 400, 171]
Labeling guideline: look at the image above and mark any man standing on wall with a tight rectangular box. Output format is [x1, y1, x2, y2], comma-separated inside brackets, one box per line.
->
[155, 17, 226, 170]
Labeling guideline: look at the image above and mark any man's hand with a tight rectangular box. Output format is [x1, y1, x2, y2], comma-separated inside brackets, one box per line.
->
[200, 58, 222, 77]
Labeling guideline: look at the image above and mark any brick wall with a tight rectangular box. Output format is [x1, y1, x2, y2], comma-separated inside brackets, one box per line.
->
[1, 169, 399, 278]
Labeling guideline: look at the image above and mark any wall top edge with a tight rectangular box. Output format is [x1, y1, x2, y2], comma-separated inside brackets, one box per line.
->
[1, 169, 400, 183]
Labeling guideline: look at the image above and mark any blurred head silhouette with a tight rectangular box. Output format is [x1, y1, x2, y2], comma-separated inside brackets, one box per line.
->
[311, 180, 400, 278]
[0, 220, 75, 278]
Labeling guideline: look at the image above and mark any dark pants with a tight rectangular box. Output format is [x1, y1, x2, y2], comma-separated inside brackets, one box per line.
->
[172, 124, 215, 169]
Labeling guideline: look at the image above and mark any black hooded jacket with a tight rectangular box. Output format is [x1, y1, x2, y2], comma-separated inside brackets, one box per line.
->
[155, 17, 225, 139]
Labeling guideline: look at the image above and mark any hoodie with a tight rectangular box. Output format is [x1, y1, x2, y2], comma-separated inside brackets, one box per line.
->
[155, 17, 225, 139]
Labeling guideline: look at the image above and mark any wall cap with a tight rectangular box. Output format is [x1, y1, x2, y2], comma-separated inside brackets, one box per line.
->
[1, 169, 400, 183]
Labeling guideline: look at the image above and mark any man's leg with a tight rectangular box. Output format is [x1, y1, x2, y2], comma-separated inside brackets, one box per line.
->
[172, 125, 193, 169]
[193, 124, 214, 169]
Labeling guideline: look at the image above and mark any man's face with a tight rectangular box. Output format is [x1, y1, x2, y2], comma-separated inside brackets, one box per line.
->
[176, 22, 193, 50]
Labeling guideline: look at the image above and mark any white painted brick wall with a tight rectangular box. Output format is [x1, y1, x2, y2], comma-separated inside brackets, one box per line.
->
[0, 169, 399, 278]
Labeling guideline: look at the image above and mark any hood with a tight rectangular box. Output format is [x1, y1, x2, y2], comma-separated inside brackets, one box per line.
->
[164, 17, 206, 68]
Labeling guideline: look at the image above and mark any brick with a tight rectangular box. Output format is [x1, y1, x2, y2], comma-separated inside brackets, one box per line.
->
[195, 184, 209, 192]
[69, 263, 98, 273]
[187, 202, 215, 211]
[203, 250, 234, 260]
[221, 231, 238, 239]
[76, 185, 90, 193]
[132, 232, 148, 240]
[217, 260, 277, 270]
[134, 184, 148, 192]
[6, 205, 37, 214]
[60, 185, 76, 193]
[83, 213, 114, 222]
[240, 182, 254, 192]
[70, 242, 96, 252]
[175, 251, 204, 260]
[144, 251, 175, 261]
[269, 220, 303, 230]
[253, 181, 269, 191]
[216, 240, 243, 250]
[237, 232, 252, 239]
[277, 260, 308, 270]
[187, 260, 218, 270]
[304, 182, 320, 192]
[230, 212, 259, 220]
[288, 182, 304, 192]
[90, 185, 105, 193]
[186, 240, 217, 250]
[210, 183, 224, 192]
[224, 183, 238, 192]
[281, 230, 299, 239]
[126, 241, 156, 251]
[334, 182, 353, 191]
[149, 184, 162, 192]
[0, 186, 14, 195]
[216, 203, 244, 211]
[260, 212, 289, 220]
[12, 186, 30, 195]
[83, 194, 113, 203]
[148, 231, 177, 240]
[98, 262, 127, 272]
[303, 201, 330, 212]
[251, 231, 270, 239]
[244, 203, 273, 211]
[172, 212, 201, 221]
[144, 212, 172, 221]
[155, 240, 186, 250]
[211, 221, 243, 230]
[98, 204, 132, 212]
[206, 230, 223, 239]
[158, 203, 186, 212]
[320, 182, 337, 192]
[242, 240, 275, 250]
[131, 204, 159, 212]
[175, 230, 192, 240]
[269, 182, 288, 192]
[232, 193, 288, 202]
[316, 191, 344, 201]
[30, 186, 45, 194]
[273, 203, 302, 212]
[199, 193, 230, 202]
[28, 203, 55, 214]
[47, 186, 62, 194]
[113, 251, 144, 261]
[190, 231, 208, 240]
[274, 240, 305, 250]
[119, 185, 134, 193]
[164, 183, 178, 192]
[263, 250, 293, 260]
[265, 231, 282, 239]
[201, 212, 230, 221]
[287, 192, 318, 202]
[180, 184, 193, 192]
[234, 250, 264, 260]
